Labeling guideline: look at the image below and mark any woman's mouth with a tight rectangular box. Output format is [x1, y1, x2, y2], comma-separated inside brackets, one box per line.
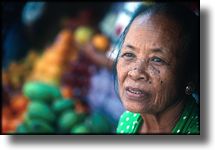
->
[125, 86, 148, 100]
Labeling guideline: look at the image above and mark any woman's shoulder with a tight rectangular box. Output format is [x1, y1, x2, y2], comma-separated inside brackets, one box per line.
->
[116, 111, 143, 134]
[172, 96, 200, 134]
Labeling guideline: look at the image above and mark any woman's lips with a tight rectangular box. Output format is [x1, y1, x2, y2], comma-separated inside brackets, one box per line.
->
[125, 86, 149, 101]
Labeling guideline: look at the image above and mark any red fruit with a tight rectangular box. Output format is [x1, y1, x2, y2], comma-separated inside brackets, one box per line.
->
[10, 94, 29, 114]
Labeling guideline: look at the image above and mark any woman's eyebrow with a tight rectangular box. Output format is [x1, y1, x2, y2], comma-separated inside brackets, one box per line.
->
[124, 44, 165, 53]
[124, 44, 138, 51]
[150, 48, 164, 53]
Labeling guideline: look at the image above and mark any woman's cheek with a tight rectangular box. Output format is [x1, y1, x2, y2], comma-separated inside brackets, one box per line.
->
[149, 65, 167, 99]
[117, 59, 132, 79]
[155, 70, 176, 103]
[148, 64, 161, 76]
[117, 61, 126, 87]
[148, 65, 162, 85]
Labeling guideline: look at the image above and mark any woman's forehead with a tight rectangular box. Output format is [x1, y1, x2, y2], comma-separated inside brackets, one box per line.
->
[132, 13, 182, 35]
[123, 14, 183, 52]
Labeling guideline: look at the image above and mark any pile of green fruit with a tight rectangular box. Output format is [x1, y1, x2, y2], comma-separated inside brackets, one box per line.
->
[16, 81, 112, 134]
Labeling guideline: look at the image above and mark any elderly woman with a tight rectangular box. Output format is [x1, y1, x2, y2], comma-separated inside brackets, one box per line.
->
[115, 3, 199, 134]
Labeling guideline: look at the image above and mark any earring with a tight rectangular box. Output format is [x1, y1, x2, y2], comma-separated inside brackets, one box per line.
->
[185, 82, 194, 95]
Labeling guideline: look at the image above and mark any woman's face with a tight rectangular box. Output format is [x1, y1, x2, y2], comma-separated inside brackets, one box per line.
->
[116, 14, 185, 114]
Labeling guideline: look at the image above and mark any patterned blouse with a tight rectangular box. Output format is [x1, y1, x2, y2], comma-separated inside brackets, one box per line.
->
[116, 96, 200, 134]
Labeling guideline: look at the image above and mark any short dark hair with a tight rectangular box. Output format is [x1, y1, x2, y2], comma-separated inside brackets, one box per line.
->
[112, 2, 199, 97]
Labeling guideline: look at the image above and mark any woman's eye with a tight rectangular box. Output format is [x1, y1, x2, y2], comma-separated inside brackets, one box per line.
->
[121, 52, 135, 58]
[151, 57, 164, 63]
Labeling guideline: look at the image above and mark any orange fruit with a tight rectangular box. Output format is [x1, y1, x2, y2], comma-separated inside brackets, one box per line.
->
[55, 29, 73, 46]
[92, 34, 110, 52]
[61, 86, 73, 99]
[10, 95, 29, 114]
[8, 117, 23, 132]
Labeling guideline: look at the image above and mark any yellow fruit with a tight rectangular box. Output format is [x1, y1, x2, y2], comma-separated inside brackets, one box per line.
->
[92, 34, 110, 52]
[74, 26, 94, 45]
[45, 51, 64, 65]
[34, 60, 46, 73]
[47, 66, 62, 76]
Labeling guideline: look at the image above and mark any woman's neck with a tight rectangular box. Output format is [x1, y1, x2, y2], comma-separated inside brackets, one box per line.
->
[139, 99, 185, 134]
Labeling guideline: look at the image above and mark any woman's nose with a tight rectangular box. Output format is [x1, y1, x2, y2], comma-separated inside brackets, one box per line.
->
[128, 62, 149, 81]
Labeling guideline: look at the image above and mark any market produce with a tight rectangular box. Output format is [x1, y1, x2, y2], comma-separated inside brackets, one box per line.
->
[23, 81, 61, 103]
[54, 29, 74, 50]
[60, 85, 74, 99]
[71, 124, 91, 134]
[92, 34, 110, 52]
[74, 26, 94, 45]
[17, 82, 62, 133]
[29, 29, 78, 86]
[16, 81, 101, 134]
[2, 116, 11, 133]
[15, 80, 113, 134]
[10, 94, 29, 114]
[16, 123, 28, 133]
[2, 106, 12, 133]
[25, 119, 55, 133]
[58, 110, 79, 132]
[52, 99, 75, 115]
[2, 50, 39, 91]
[2, 31, 115, 134]
[2, 93, 29, 134]
[3, 15, 116, 135]
[27, 102, 56, 124]
[61, 54, 93, 99]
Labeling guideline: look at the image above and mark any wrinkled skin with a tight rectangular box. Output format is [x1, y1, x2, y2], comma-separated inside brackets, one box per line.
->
[117, 13, 186, 115]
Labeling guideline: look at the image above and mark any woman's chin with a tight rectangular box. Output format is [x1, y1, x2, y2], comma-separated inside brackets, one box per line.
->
[123, 100, 146, 113]
[123, 96, 158, 114]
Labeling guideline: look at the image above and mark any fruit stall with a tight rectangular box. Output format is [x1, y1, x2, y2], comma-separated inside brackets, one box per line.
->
[2, 2, 150, 134]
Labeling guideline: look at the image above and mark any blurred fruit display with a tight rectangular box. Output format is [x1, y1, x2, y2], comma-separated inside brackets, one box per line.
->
[28, 29, 78, 86]
[92, 34, 110, 53]
[2, 2, 130, 133]
[2, 50, 39, 92]
[13, 81, 112, 134]
[60, 53, 94, 99]
[74, 26, 94, 46]
[2, 93, 29, 134]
